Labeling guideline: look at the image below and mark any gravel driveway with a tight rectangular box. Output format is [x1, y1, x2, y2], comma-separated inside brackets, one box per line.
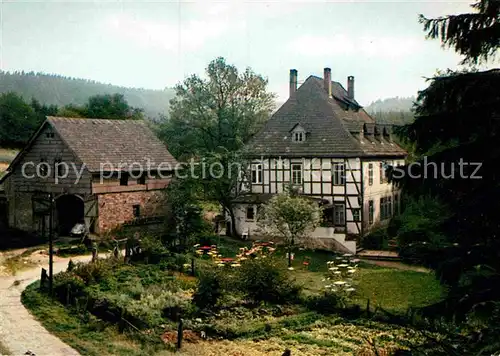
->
[0, 255, 91, 356]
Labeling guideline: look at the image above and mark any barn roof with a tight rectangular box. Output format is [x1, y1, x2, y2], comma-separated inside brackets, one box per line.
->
[245, 75, 407, 158]
[47, 117, 178, 172]
[7, 117, 178, 174]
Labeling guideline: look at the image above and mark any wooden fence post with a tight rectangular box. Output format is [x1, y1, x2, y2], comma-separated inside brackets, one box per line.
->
[176, 318, 183, 351]
[66, 283, 71, 305]
[91, 242, 98, 262]
[40, 268, 47, 290]
[366, 299, 371, 317]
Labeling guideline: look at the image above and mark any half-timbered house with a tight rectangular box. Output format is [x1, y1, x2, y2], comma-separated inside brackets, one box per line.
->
[230, 68, 407, 253]
[0, 117, 177, 237]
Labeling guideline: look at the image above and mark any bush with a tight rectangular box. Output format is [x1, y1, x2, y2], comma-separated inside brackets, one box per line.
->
[72, 258, 121, 285]
[53, 271, 87, 304]
[303, 292, 341, 314]
[192, 267, 228, 309]
[399, 242, 442, 268]
[238, 257, 301, 304]
[159, 253, 189, 272]
[124, 290, 193, 326]
[136, 235, 169, 263]
[196, 233, 219, 247]
[362, 227, 389, 250]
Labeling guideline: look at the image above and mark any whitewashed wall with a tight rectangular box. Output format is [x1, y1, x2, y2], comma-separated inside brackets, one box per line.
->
[362, 158, 404, 229]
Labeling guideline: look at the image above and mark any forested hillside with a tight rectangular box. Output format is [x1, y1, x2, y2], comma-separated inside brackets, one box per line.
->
[366, 96, 416, 125]
[0, 71, 175, 119]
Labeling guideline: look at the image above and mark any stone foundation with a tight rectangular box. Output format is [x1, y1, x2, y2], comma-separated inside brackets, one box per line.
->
[97, 190, 167, 233]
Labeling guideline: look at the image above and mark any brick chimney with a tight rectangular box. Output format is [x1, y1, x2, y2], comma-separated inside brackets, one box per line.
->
[324, 68, 332, 96]
[347, 76, 355, 99]
[289, 69, 298, 97]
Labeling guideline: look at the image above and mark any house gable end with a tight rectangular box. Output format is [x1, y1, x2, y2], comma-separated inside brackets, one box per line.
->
[8, 120, 92, 194]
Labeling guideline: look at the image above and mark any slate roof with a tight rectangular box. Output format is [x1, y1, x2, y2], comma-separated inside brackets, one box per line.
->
[47, 117, 178, 172]
[7, 117, 178, 174]
[246, 75, 407, 158]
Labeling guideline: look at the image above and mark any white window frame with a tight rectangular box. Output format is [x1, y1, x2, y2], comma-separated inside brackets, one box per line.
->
[368, 200, 374, 225]
[380, 196, 393, 220]
[291, 163, 303, 185]
[251, 163, 263, 184]
[292, 131, 305, 142]
[368, 163, 373, 186]
[334, 203, 345, 226]
[352, 208, 361, 222]
[332, 162, 346, 186]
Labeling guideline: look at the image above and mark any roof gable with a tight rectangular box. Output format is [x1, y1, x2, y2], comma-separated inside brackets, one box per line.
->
[289, 123, 307, 133]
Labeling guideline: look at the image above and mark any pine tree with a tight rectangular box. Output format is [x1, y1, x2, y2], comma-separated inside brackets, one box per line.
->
[392, 1, 500, 349]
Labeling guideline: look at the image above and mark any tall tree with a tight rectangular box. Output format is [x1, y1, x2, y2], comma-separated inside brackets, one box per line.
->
[419, 0, 499, 65]
[0, 93, 42, 146]
[160, 57, 275, 236]
[159, 57, 276, 160]
[391, 1, 500, 352]
[59, 93, 144, 120]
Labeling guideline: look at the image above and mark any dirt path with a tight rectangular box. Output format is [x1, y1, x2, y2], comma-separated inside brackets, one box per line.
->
[361, 259, 431, 273]
[0, 254, 91, 356]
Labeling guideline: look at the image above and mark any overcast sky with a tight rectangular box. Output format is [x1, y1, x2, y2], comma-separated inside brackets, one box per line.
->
[0, 0, 493, 105]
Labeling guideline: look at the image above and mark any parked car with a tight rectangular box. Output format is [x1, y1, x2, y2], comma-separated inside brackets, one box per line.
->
[70, 222, 87, 238]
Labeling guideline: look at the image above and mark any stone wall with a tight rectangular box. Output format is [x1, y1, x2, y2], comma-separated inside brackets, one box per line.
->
[97, 190, 167, 233]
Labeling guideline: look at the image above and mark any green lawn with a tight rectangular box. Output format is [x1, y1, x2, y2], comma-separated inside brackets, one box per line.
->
[216, 236, 444, 313]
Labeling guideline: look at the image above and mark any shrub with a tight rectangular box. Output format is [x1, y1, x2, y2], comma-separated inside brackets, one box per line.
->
[125, 290, 192, 326]
[72, 258, 120, 285]
[192, 267, 227, 309]
[399, 242, 442, 268]
[362, 226, 389, 250]
[196, 233, 219, 247]
[159, 253, 189, 272]
[303, 293, 341, 314]
[237, 257, 301, 304]
[53, 271, 87, 304]
[136, 235, 169, 263]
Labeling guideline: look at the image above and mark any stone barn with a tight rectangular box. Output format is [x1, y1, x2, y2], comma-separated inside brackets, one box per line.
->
[0, 117, 178, 237]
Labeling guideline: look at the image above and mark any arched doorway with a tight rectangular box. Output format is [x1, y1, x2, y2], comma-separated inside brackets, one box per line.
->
[56, 194, 84, 235]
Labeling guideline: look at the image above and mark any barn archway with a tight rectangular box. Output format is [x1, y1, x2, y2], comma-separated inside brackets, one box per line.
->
[56, 194, 84, 235]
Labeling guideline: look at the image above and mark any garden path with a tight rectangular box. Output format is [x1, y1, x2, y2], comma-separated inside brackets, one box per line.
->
[361, 259, 430, 273]
[0, 254, 91, 356]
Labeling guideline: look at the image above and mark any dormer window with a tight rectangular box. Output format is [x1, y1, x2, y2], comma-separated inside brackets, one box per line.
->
[291, 124, 306, 142]
[293, 132, 305, 142]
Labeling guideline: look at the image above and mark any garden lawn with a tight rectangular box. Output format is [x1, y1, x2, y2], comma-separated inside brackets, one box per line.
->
[216, 236, 445, 313]
[294, 267, 444, 313]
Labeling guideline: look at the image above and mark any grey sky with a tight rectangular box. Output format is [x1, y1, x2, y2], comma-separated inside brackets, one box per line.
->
[0, 0, 493, 105]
